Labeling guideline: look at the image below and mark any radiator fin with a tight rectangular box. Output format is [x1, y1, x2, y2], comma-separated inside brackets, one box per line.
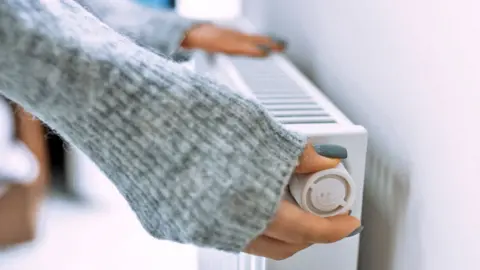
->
[229, 57, 336, 125]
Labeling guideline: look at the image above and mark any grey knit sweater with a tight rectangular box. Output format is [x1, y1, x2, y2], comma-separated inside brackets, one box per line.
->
[73, 0, 198, 57]
[0, 0, 306, 252]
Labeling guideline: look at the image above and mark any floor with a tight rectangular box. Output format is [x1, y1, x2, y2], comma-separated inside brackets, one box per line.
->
[0, 156, 198, 270]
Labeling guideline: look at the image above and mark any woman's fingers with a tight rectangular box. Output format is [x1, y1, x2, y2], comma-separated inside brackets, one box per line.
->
[265, 144, 354, 244]
[295, 143, 341, 174]
[245, 142, 357, 259]
[183, 24, 287, 57]
[244, 235, 311, 261]
[226, 41, 272, 57]
[243, 34, 286, 51]
[219, 30, 286, 56]
[264, 201, 361, 244]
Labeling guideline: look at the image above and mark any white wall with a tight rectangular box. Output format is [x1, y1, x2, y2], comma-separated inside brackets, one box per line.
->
[176, 0, 241, 19]
[243, 0, 480, 270]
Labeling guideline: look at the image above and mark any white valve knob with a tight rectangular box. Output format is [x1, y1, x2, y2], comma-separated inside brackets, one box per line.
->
[288, 163, 355, 217]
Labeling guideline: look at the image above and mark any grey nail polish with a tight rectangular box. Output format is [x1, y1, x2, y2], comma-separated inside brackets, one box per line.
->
[347, 226, 364, 237]
[270, 37, 288, 47]
[257, 44, 271, 54]
[348, 210, 352, 216]
[314, 144, 348, 159]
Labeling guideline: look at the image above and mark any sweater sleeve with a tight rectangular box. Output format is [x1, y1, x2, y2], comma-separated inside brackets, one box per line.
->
[74, 0, 201, 57]
[0, 0, 306, 252]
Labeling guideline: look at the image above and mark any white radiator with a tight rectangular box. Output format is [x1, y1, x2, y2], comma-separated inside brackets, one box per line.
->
[194, 18, 368, 270]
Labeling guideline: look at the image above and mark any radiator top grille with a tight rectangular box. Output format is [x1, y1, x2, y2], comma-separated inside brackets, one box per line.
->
[228, 56, 336, 125]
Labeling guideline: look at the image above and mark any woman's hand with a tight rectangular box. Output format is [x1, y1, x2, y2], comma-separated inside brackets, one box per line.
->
[243, 144, 362, 260]
[181, 24, 286, 57]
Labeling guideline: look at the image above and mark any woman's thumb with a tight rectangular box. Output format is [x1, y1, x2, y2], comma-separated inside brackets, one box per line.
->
[295, 144, 347, 174]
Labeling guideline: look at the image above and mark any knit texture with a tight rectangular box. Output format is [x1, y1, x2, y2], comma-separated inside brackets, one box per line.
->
[0, 0, 306, 252]
[75, 0, 201, 57]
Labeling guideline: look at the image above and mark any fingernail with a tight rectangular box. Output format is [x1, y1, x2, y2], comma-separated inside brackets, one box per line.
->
[314, 144, 348, 159]
[348, 210, 352, 216]
[347, 226, 364, 237]
[257, 44, 272, 55]
[270, 37, 288, 47]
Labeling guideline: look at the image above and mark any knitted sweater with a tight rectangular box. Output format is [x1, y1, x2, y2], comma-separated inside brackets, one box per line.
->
[73, 0, 197, 57]
[0, 0, 306, 252]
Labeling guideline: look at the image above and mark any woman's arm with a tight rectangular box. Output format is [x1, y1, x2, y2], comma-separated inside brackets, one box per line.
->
[74, 0, 200, 56]
[0, 0, 305, 251]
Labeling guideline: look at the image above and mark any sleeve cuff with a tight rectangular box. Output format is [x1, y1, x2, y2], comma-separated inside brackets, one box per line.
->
[167, 19, 211, 58]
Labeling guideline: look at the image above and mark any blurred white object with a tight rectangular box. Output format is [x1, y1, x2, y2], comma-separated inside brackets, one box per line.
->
[0, 96, 14, 145]
[176, 0, 241, 20]
[0, 97, 39, 199]
[0, 142, 39, 184]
